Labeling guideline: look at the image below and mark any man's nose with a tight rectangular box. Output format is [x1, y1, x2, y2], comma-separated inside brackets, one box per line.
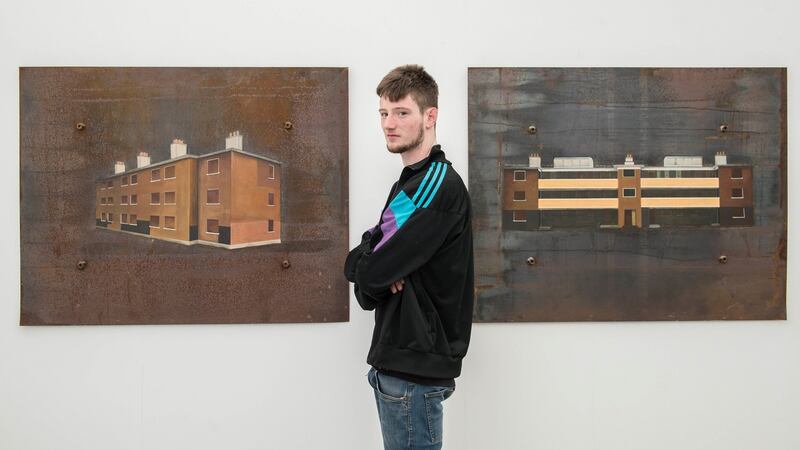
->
[383, 115, 396, 129]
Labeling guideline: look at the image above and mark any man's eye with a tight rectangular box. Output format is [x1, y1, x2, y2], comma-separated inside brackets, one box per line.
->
[399, 112, 407, 117]
[380, 113, 388, 118]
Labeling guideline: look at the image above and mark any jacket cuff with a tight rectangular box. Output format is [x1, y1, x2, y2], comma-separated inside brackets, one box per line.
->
[344, 230, 373, 282]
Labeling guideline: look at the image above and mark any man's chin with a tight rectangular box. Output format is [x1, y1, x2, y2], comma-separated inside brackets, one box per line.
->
[386, 144, 410, 154]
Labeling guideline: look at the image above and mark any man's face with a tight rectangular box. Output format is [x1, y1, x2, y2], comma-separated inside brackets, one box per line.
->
[379, 95, 427, 154]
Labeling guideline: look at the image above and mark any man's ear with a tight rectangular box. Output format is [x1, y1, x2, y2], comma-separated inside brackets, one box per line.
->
[425, 107, 438, 129]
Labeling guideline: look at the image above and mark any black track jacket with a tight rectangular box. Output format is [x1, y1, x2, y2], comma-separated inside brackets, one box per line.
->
[344, 145, 474, 380]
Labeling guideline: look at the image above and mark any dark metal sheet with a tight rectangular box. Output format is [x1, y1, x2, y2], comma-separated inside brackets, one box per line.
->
[469, 68, 786, 322]
[20, 67, 349, 325]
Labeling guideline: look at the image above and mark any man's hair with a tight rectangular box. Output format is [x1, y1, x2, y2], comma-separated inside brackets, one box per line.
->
[376, 65, 438, 112]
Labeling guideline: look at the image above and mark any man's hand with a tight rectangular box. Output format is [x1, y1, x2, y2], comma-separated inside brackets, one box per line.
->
[389, 279, 405, 294]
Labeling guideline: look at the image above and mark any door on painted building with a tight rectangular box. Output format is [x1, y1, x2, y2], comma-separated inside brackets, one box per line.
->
[624, 209, 635, 227]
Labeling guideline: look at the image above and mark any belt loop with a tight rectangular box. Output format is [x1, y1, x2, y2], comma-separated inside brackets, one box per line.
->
[374, 368, 383, 394]
[375, 369, 385, 392]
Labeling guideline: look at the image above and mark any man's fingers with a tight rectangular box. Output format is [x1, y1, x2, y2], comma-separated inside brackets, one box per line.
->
[389, 280, 404, 294]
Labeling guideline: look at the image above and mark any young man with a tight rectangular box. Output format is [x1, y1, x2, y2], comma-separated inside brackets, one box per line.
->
[344, 65, 474, 450]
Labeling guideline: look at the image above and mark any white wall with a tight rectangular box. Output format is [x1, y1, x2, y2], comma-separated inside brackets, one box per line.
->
[1, 1, 798, 449]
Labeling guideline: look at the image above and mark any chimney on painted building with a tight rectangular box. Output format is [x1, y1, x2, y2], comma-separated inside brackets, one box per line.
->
[114, 161, 126, 174]
[528, 153, 541, 168]
[170, 139, 188, 158]
[137, 152, 151, 168]
[624, 153, 635, 165]
[226, 130, 243, 150]
[715, 151, 728, 166]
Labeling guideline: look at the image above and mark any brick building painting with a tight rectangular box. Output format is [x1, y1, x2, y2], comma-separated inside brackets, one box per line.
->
[469, 67, 786, 322]
[96, 131, 281, 249]
[21, 67, 348, 325]
[502, 152, 754, 230]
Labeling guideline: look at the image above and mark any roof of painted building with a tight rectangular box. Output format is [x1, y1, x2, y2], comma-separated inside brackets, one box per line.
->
[98, 148, 283, 181]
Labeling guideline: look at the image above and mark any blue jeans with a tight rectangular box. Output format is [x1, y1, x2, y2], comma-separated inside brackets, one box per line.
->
[367, 367, 455, 450]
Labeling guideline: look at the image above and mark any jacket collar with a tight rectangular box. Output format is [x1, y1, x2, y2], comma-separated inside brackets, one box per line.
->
[406, 145, 447, 172]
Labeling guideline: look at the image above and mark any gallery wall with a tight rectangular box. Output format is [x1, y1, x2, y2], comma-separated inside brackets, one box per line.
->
[1, 1, 798, 449]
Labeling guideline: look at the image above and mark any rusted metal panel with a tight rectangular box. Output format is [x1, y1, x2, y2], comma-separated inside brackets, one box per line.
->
[20, 67, 349, 325]
[469, 68, 786, 322]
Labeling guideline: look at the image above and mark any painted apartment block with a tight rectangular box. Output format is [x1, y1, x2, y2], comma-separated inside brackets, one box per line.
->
[96, 131, 282, 249]
[502, 152, 754, 230]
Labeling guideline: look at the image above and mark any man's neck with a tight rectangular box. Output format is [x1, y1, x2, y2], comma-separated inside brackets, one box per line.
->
[401, 135, 437, 167]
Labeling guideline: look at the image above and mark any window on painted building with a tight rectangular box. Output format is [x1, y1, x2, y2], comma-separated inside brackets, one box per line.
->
[130, 194, 137, 205]
[151, 192, 160, 204]
[121, 195, 128, 205]
[151, 168, 161, 181]
[513, 191, 526, 201]
[623, 188, 636, 197]
[207, 219, 219, 234]
[130, 214, 137, 224]
[101, 213, 106, 222]
[150, 216, 160, 228]
[164, 216, 176, 230]
[623, 169, 635, 177]
[122, 176, 128, 186]
[513, 170, 526, 181]
[107, 180, 113, 188]
[731, 168, 743, 179]
[268, 192, 275, 206]
[268, 219, 275, 232]
[512, 211, 527, 223]
[164, 165, 176, 179]
[268, 164, 275, 179]
[733, 208, 746, 219]
[100, 197, 105, 205]
[732, 188, 744, 199]
[207, 189, 220, 204]
[131, 174, 138, 185]
[108, 213, 113, 223]
[121, 213, 128, 224]
[164, 191, 176, 204]
[108, 197, 114, 205]
[207, 159, 220, 175]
